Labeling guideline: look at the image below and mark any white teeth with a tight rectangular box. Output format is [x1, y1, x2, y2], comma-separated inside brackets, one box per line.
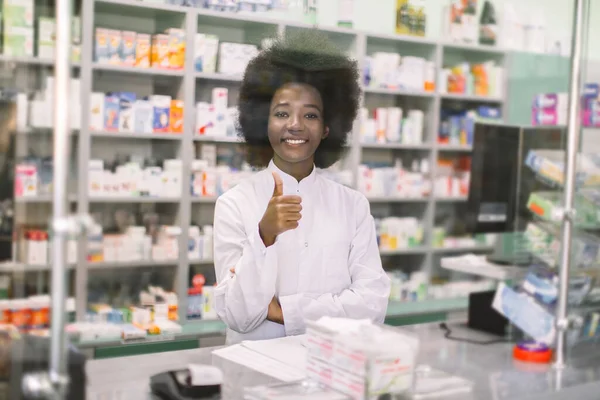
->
[285, 139, 306, 144]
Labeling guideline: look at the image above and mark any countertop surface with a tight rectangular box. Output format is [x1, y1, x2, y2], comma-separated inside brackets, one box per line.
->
[86, 322, 600, 399]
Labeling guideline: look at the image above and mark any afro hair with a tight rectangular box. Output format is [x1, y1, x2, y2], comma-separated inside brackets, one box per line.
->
[237, 30, 361, 169]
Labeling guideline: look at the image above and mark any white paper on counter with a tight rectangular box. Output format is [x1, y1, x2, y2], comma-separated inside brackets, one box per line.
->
[241, 335, 308, 372]
[212, 344, 306, 383]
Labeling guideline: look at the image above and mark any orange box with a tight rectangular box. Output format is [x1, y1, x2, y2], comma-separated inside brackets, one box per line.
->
[165, 28, 185, 69]
[151, 34, 169, 69]
[169, 100, 184, 133]
[135, 33, 151, 68]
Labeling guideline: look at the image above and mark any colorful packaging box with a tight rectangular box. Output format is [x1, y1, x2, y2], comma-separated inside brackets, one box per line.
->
[151, 95, 171, 132]
[165, 28, 185, 69]
[120, 30, 136, 66]
[135, 33, 151, 68]
[151, 34, 169, 69]
[95, 28, 110, 63]
[104, 93, 120, 131]
[3, 0, 34, 28]
[89, 92, 105, 131]
[3, 26, 33, 56]
[118, 92, 136, 133]
[194, 33, 219, 73]
[107, 29, 122, 65]
[169, 100, 184, 133]
[37, 17, 55, 59]
[14, 163, 37, 197]
[134, 100, 153, 134]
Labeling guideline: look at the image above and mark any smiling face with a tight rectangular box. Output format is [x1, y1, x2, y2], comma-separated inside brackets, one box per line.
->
[268, 83, 329, 178]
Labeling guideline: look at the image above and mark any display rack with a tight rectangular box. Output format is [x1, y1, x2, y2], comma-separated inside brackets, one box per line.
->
[7, 0, 515, 337]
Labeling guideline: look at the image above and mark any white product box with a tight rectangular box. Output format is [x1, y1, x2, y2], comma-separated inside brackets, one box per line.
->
[88, 159, 104, 197]
[194, 33, 219, 73]
[150, 95, 171, 133]
[211, 88, 228, 111]
[195, 102, 214, 136]
[218, 42, 258, 75]
[26, 236, 48, 266]
[386, 107, 402, 143]
[3, 26, 33, 57]
[37, 17, 55, 59]
[29, 100, 52, 128]
[3, 0, 34, 28]
[89, 92, 105, 131]
[133, 100, 153, 134]
[374, 108, 387, 143]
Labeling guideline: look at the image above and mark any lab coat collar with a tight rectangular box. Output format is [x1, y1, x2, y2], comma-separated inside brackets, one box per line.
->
[267, 160, 317, 195]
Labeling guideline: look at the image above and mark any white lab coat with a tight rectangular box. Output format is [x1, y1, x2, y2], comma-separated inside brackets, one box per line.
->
[213, 161, 390, 344]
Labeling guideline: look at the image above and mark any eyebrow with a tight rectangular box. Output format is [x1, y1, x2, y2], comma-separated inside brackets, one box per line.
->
[272, 102, 322, 112]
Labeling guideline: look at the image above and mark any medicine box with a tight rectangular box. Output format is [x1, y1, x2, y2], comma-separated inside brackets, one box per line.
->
[194, 33, 219, 73]
[151, 34, 169, 69]
[94, 28, 109, 63]
[118, 92, 136, 133]
[89, 92, 105, 131]
[104, 93, 120, 131]
[37, 17, 55, 59]
[134, 100, 153, 134]
[14, 163, 38, 197]
[106, 29, 122, 64]
[169, 99, 184, 133]
[120, 31, 136, 66]
[135, 33, 151, 68]
[3, 26, 33, 57]
[3, 0, 34, 28]
[151, 95, 171, 132]
[165, 28, 185, 69]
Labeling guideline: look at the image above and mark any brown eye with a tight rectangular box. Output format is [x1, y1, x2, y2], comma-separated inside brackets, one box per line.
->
[274, 111, 288, 118]
[305, 113, 319, 119]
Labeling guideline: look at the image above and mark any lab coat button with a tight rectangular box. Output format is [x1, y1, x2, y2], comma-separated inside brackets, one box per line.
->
[304, 242, 308, 247]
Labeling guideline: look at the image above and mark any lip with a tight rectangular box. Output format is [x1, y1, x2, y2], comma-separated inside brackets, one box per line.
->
[281, 138, 309, 145]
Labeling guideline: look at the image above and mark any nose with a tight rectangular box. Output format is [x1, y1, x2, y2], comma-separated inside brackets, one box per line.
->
[287, 112, 303, 131]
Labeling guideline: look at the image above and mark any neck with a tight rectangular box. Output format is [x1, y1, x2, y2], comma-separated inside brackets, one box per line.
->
[273, 156, 314, 182]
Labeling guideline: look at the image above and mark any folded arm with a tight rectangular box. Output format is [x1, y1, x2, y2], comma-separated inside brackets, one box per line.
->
[278, 196, 391, 335]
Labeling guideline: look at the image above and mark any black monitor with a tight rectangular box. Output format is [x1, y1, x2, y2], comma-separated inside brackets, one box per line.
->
[465, 123, 564, 235]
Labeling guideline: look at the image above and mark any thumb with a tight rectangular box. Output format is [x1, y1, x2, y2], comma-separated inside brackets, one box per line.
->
[272, 171, 283, 197]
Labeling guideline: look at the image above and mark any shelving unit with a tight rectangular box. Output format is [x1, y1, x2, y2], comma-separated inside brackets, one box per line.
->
[9, 0, 517, 336]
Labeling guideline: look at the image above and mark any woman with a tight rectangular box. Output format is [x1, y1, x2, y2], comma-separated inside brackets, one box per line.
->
[213, 31, 390, 344]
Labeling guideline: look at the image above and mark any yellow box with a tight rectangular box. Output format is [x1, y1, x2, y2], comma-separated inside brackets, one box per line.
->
[169, 100, 184, 133]
[165, 28, 185, 70]
[135, 33, 151, 68]
[151, 34, 169, 69]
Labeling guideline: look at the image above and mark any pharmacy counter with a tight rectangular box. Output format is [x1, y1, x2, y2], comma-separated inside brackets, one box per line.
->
[86, 322, 600, 399]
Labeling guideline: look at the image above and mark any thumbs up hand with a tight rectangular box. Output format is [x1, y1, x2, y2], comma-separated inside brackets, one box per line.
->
[258, 171, 302, 247]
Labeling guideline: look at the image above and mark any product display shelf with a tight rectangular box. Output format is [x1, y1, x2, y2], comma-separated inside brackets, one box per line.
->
[362, 86, 436, 98]
[74, 297, 468, 357]
[436, 144, 473, 152]
[379, 246, 430, 256]
[0, 262, 76, 272]
[433, 244, 494, 254]
[0, 54, 82, 68]
[194, 135, 243, 144]
[90, 131, 183, 140]
[87, 260, 179, 270]
[15, 195, 78, 203]
[439, 93, 503, 103]
[367, 196, 429, 203]
[87, 196, 181, 204]
[441, 41, 507, 55]
[92, 63, 185, 77]
[434, 196, 468, 202]
[360, 142, 432, 150]
[195, 71, 243, 82]
[4, 0, 513, 331]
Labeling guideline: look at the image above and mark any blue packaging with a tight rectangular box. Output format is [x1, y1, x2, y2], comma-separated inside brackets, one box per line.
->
[477, 105, 502, 120]
[118, 92, 136, 133]
[104, 93, 120, 131]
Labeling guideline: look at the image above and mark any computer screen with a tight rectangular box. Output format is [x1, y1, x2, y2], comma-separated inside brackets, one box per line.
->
[465, 123, 564, 235]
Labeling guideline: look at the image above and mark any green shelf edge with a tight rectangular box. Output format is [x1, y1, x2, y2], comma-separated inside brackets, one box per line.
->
[76, 298, 468, 358]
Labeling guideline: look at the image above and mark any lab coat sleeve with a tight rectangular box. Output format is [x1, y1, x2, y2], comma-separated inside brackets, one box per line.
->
[278, 195, 391, 336]
[213, 195, 278, 334]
